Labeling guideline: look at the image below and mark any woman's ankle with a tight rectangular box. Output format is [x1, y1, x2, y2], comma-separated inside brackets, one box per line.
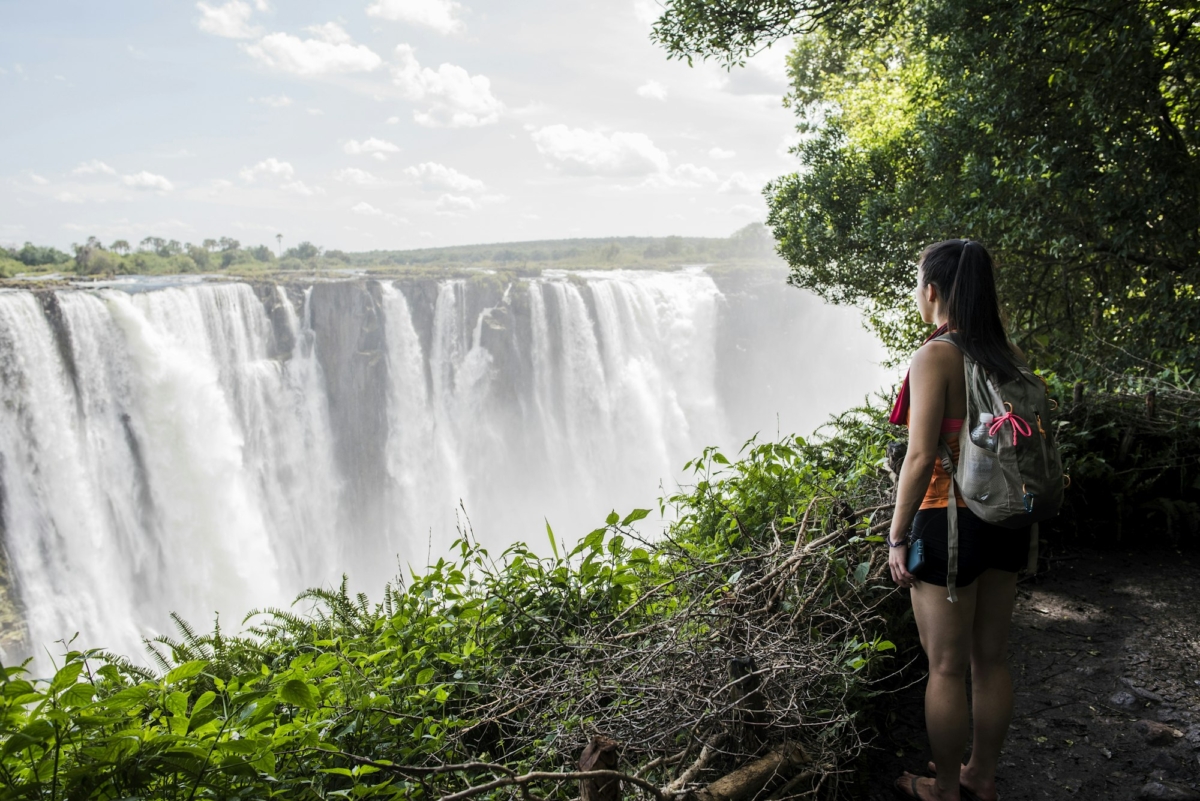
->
[959, 762, 998, 797]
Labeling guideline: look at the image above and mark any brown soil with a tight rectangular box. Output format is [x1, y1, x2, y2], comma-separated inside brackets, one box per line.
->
[861, 543, 1200, 800]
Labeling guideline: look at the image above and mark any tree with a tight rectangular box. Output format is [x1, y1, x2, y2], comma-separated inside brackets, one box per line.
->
[655, 0, 1200, 375]
[15, 242, 71, 266]
[202, 238, 218, 252]
[110, 240, 131, 255]
[248, 244, 275, 262]
[73, 237, 114, 275]
[186, 243, 212, 270]
[218, 237, 240, 252]
[284, 241, 321, 260]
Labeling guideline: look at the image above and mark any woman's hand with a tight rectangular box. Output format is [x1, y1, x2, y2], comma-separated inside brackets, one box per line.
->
[887, 533, 916, 589]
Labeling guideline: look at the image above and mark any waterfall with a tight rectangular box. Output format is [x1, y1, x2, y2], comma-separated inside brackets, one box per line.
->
[0, 269, 887, 662]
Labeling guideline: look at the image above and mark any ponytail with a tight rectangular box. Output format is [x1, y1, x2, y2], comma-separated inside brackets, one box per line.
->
[919, 239, 1020, 384]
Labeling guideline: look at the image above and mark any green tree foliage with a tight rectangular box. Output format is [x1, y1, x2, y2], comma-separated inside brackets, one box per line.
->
[284, 241, 322, 261]
[3, 243, 71, 268]
[656, 0, 1200, 376]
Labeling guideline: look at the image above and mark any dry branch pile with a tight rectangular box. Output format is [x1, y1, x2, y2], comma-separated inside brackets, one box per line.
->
[407, 436, 908, 801]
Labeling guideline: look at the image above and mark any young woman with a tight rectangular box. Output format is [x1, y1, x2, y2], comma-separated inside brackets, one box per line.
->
[887, 239, 1032, 801]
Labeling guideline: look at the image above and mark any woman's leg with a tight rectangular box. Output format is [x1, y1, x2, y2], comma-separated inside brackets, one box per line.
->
[909, 579, 978, 799]
[961, 568, 1018, 800]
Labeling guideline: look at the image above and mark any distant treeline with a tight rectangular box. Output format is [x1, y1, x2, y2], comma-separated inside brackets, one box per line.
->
[0, 224, 776, 279]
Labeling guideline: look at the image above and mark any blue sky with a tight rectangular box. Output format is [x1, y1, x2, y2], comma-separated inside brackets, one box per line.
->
[1, 0, 801, 252]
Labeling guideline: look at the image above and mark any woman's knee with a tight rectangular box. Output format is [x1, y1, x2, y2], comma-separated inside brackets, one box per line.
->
[926, 646, 971, 679]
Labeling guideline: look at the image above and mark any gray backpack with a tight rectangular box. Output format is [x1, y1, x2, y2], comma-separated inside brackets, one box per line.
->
[934, 333, 1064, 601]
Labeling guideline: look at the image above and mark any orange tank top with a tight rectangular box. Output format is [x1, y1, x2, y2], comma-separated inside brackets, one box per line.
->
[920, 419, 968, 510]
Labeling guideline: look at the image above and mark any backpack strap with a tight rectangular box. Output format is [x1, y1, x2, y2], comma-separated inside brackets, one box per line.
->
[938, 438, 961, 603]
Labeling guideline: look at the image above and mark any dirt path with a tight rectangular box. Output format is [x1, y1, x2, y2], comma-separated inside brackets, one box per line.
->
[861, 544, 1200, 800]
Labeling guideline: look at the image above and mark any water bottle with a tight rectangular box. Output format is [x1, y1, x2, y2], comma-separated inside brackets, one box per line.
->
[970, 413, 997, 451]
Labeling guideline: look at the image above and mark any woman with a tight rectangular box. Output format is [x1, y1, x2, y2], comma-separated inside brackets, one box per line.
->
[887, 239, 1031, 801]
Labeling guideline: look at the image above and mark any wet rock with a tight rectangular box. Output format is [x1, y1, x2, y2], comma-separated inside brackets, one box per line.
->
[1124, 677, 1167, 704]
[1137, 720, 1185, 746]
[1138, 780, 1200, 800]
[1113, 691, 1139, 707]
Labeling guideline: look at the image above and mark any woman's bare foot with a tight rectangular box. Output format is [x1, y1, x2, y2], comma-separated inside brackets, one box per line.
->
[925, 761, 998, 801]
[894, 771, 960, 800]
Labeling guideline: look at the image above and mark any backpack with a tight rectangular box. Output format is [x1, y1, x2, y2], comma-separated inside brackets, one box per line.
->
[933, 333, 1064, 601]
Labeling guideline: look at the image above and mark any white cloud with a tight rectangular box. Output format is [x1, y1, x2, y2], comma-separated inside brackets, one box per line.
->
[307, 108, 324, 115]
[280, 181, 319, 196]
[350, 201, 407, 224]
[719, 172, 760, 195]
[244, 26, 382, 76]
[709, 147, 736, 159]
[367, 0, 462, 34]
[28, 172, 49, 186]
[240, 157, 295, 182]
[403, 162, 485, 193]
[386, 116, 400, 124]
[392, 45, 502, 128]
[530, 125, 669, 176]
[436, 193, 477, 213]
[73, 160, 118, 176]
[121, 171, 174, 191]
[674, 163, 718, 184]
[334, 167, 381, 185]
[351, 201, 384, 216]
[56, 192, 84, 203]
[344, 137, 400, 157]
[639, 162, 719, 190]
[196, 1, 259, 39]
[255, 94, 292, 107]
[636, 80, 667, 101]
[304, 22, 351, 44]
[728, 203, 763, 217]
[632, 0, 661, 26]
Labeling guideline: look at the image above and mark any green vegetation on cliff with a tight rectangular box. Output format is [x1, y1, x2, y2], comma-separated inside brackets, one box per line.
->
[1, 225, 778, 283]
[0, 413, 907, 800]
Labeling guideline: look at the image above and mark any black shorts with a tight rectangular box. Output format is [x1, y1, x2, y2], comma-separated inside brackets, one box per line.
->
[910, 507, 1031, 587]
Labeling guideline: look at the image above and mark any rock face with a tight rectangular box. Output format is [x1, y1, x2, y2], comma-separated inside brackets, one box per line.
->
[0, 468, 29, 661]
[309, 281, 390, 548]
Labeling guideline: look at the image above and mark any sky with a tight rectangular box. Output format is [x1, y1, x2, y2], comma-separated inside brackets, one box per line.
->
[0, 0, 803, 253]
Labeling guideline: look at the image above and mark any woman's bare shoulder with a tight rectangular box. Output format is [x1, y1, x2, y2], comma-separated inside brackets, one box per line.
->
[912, 338, 961, 370]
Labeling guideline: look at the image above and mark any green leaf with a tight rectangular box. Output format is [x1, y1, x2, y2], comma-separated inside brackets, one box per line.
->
[620, 508, 651, 526]
[192, 690, 216, 716]
[278, 679, 318, 710]
[583, 528, 605, 554]
[49, 662, 83, 694]
[415, 668, 435, 686]
[606, 510, 620, 526]
[59, 682, 95, 708]
[545, 519, 559, 560]
[166, 659, 209, 685]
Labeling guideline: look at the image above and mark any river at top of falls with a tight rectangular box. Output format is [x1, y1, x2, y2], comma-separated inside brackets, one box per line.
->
[0, 268, 889, 663]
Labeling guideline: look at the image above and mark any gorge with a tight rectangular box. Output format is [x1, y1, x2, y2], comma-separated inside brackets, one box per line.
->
[0, 266, 886, 662]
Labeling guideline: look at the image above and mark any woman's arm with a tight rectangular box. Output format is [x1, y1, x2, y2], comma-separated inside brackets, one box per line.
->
[887, 342, 952, 587]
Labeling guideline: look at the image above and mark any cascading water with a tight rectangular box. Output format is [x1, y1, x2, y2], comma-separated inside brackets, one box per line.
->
[0, 268, 887, 663]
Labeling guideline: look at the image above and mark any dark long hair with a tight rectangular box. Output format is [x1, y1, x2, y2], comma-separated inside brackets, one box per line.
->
[919, 239, 1021, 384]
